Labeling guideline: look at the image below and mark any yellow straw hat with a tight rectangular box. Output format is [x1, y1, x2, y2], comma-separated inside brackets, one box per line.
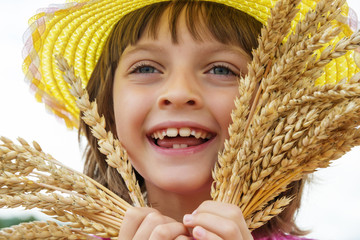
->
[23, 0, 359, 129]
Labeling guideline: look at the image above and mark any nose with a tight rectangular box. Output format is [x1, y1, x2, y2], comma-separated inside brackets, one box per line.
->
[157, 72, 203, 109]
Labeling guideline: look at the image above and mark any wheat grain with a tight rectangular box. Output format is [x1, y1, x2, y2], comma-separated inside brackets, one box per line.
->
[246, 197, 292, 230]
[302, 30, 360, 83]
[281, 0, 345, 54]
[0, 221, 88, 240]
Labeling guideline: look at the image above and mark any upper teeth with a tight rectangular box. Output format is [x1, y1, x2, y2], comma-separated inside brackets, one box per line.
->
[151, 127, 212, 140]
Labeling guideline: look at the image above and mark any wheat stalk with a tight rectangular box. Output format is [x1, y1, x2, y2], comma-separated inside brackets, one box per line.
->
[1, 55, 144, 238]
[1, 0, 360, 237]
[235, 78, 360, 210]
[55, 55, 145, 207]
[0, 137, 131, 238]
[1, 137, 129, 212]
[213, 0, 344, 203]
[213, 0, 302, 201]
[212, 0, 360, 226]
[234, 90, 360, 217]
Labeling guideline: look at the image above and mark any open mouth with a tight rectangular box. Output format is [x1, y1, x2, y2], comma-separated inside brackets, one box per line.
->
[148, 127, 215, 149]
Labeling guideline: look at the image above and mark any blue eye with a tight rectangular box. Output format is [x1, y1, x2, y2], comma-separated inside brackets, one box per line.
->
[209, 66, 236, 76]
[136, 66, 156, 73]
[131, 64, 160, 74]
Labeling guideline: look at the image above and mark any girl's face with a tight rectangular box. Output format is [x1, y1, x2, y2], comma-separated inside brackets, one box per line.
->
[113, 11, 250, 196]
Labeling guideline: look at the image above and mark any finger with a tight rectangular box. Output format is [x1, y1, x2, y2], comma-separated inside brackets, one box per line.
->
[184, 212, 244, 240]
[195, 200, 250, 236]
[149, 221, 191, 240]
[192, 226, 222, 240]
[174, 235, 195, 240]
[133, 211, 174, 240]
[196, 201, 244, 222]
[118, 207, 159, 240]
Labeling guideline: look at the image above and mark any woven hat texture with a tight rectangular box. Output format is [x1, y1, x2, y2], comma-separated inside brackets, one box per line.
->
[22, 0, 359, 129]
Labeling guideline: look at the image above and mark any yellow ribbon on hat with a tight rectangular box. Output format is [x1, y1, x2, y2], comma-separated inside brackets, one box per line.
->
[22, 0, 359, 129]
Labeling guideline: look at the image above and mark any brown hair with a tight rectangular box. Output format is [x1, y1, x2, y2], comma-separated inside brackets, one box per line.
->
[80, 0, 307, 236]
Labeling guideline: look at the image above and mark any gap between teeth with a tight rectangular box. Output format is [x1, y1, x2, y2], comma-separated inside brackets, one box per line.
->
[151, 127, 211, 140]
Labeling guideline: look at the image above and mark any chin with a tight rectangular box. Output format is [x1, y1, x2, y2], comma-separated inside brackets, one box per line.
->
[152, 172, 213, 195]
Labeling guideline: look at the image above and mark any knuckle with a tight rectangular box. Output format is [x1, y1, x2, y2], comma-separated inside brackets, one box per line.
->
[232, 207, 244, 218]
[197, 200, 212, 210]
[125, 207, 158, 219]
[144, 211, 164, 224]
[222, 221, 239, 237]
[224, 203, 244, 219]
[124, 207, 140, 219]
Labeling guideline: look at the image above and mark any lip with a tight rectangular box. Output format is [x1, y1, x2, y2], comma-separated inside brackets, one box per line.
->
[146, 121, 217, 155]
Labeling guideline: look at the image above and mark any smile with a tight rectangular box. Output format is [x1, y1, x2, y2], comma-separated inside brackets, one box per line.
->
[149, 127, 215, 149]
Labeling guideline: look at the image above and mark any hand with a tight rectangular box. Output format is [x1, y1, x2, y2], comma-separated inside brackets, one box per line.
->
[118, 207, 191, 240]
[182, 201, 253, 240]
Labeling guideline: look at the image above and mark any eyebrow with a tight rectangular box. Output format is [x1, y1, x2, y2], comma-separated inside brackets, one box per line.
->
[122, 44, 166, 57]
[122, 43, 251, 60]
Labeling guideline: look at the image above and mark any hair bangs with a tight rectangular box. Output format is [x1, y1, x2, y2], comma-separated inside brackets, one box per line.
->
[111, 1, 262, 57]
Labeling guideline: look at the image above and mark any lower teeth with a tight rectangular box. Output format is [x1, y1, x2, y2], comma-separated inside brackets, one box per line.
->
[173, 144, 188, 149]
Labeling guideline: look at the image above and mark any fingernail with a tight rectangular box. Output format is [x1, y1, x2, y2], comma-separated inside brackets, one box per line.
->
[193, 226, 205, 238]
[183, 214, 193, 224]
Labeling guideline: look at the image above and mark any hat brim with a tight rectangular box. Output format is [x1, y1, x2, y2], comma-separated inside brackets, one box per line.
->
[22, 0, 359, 128]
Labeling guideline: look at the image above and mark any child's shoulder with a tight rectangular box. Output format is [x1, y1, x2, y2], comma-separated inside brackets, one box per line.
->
[255, 234, 315, 240]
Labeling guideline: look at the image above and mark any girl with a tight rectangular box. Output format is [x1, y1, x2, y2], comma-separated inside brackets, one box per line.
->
[22, 0, 357, 239]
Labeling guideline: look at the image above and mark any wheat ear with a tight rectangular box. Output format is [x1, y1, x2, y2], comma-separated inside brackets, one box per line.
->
[212, 0, 302, 201]
[55, 55, 145, 207]
[218, 0, 340, 204]
[0, 221, 88, 240]
[0, 137, 131, 238]
[212, 0, 360, 228]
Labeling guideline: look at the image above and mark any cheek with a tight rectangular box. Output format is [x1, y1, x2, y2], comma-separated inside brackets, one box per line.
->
[209, 89, 238, 135]
[113, 87, 138, 139]
[114, 95, 141, 137]
[112, 89, 153, 180]
[113, 86, 155, 144]
[113, 98, 127, 138]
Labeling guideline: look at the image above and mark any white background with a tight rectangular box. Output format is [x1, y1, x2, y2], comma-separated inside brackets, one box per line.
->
[0, 1, 359, 239]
